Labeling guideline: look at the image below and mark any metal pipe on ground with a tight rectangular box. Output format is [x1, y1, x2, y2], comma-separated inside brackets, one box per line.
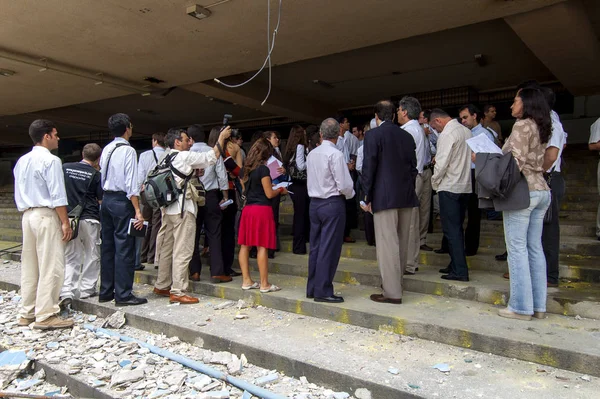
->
[83, 324, 287, 399]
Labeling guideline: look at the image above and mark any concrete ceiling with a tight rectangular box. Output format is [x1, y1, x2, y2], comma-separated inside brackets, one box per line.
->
[0, 0, 564, 116]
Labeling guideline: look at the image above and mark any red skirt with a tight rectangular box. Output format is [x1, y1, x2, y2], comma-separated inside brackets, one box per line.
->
[238, 205, 277, 249]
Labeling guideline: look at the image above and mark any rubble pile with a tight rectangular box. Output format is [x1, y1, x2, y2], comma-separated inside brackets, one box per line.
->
[0, 289, 360, 399]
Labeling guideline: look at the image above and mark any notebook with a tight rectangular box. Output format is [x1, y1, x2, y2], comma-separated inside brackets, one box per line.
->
[127, 219, 149, 237]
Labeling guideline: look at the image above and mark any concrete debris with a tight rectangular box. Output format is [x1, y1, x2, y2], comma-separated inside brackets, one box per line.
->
[189, 374, 212, 390]
[433, 363, 451, 373]
[355, 388, 372, 399]
[165, 371, 187, 389]
[300, 376, 308, 384]
[237, 299, 249, 309]
[200, 390, 230, 399]
[110, 368, 145, 387]
[210, 351, 233, 365]
[214, 300, 236, 310]
[387, 367, 399, 375]
[103, 310, 126, 329]
[333, 392, 350, 399]
[254, 373, 279, 386]
[234, 313, 249, 319]
[580, 375, 592, 382]
[227, 354, 243, 375]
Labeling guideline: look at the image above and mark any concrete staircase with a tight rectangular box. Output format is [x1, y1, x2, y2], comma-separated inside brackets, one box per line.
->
[1, 147, 599, 378]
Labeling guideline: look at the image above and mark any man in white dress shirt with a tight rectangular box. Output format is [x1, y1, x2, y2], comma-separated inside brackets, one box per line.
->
[14, 119, 74, 329]
[153, 127, 231, 304]
[398, 96, 433, 274]
[137, 132, 166, 267]
[307, 118, 355, 303]
[99, 113, 147, 306]
[335, 115, 359, 243]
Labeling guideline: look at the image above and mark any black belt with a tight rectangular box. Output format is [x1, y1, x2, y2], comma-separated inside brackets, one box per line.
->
[423, 163, 433, 171]
[104, 190, 127, 195]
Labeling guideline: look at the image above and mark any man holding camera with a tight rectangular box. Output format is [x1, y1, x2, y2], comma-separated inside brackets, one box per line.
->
[154, 126, 231, 304]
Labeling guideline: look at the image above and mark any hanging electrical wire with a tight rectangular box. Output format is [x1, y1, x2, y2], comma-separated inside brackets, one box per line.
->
[213, 0, 282, 106]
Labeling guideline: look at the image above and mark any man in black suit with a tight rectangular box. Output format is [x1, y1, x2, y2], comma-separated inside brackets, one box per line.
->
[361, 100, 419, 304]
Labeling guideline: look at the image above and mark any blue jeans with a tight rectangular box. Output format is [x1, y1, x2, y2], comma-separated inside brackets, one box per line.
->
[503, 190, 551, 315]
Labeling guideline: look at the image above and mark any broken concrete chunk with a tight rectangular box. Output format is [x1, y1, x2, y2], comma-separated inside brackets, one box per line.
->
[387, 367, 399, 375]
[299, 376, 308, 385]
[333, 392, 350, 399]
[254, 373, 279, 387]
[165, 371, 187, 390]
[103, 311, 126, 329]
[189, 374, 212, 390]
[214, 300, 235, 310]
[210, 352, 232, 365]
[201, 381, 221, 392]
[355, 388, 372, 399]
[200, 390, 230, 399]
[110, 368, 145, 387]
[227, 355, 243, 376]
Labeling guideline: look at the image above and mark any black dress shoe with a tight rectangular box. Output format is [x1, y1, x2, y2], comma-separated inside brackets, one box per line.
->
[404, 271, 415, 275]
[268, 251, 275, 259]
[314, 295, 344, 303]
[441, 274, 469, 282]
[229, 271, 242, 277]
[115, 296, 148, 307]
[495, 252, 508, 261]
[134, 265, 145, 271]
[439, 267, 451, 274]
[434, 248, 449, 254]
[465, 251, 477, 257]
[306, 294, 314, 299]
[420, 244, 434, 252]
[99, 296, 114, 303]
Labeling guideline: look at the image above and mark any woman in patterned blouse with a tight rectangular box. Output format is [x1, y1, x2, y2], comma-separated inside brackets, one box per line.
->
[499, 87, 552, 321]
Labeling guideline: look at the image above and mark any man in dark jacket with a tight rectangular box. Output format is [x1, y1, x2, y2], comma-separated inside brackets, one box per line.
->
[361, 100, 419, 304]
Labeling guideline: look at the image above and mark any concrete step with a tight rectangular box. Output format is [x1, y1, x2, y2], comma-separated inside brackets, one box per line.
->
[239, 252, 600, 319]
[277, 231, 600, 258]
[0, 227, 22, 243]
[131, 269, 600, 378]
[276, 240, 600, 284]
[278, 211, 596, 237]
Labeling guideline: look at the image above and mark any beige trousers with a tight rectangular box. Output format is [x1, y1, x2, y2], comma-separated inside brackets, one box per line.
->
[418, 168, 433, 245]
[20, 208, 65, 322]
[597, 160, 600, 238]
[154, 209, 166, 265]
[373, 208, 412, 299]
[407, 170, 429, 272]
[155, 211, 196, 295]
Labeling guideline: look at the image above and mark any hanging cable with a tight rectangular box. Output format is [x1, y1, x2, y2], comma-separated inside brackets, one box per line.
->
[213, 0, 282, 106]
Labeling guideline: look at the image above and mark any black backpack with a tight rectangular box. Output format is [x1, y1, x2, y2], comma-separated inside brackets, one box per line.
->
[143, 153, 193, 216]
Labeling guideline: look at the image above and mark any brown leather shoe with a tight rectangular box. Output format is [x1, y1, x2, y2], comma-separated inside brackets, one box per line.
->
[503, 272, 510, 280]
[33, 315, 74, 330]
[370, 294, 402, 304]
[18, 317, 35, 327]
[547, 282, 559, 288]
[343, 236, 356, 243]
[153, 287, 171, 297]
[211, 275, 233, 283]
[169, 294, 199, 304]
[190, 273, 200, 281]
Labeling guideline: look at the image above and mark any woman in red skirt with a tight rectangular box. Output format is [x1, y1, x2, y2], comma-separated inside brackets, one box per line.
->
[238, 138, 288, 293]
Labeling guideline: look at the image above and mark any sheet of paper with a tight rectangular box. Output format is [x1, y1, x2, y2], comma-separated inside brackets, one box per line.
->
[466, 134, 503, 154]
[267, 156, 283, 180]
[272, 182, 291, 190]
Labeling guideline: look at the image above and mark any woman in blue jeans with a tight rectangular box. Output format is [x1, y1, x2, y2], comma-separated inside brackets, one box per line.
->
[499, 87, 552, 321]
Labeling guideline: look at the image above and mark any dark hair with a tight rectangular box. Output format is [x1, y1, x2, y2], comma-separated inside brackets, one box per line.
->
[422, 109, 432, 121]
[308, 131, 321, 151]
[207, 127, 221, 147]
[251, 130, 264, 145]
[374, 100, 395, 122]
[263, 130, 279, 140]
[166, 128, 186, 148]
[305, 125, 318, 136]
[398, 96, 422, 120]
[28, 119, 56, 144]
[283, 125, 307, 164]
[459, 104, 481, 123]
[108, 113, 131, 137]
[518, 88, 552, 144]
[541, 87, 556, 109]
[353, 124, 364, 133]
[242, 138, 273, 183]
[152, 132, 166, 147]
[335, 114, 348, 125]
[429, 108, 450, 120]
[82, 143, 102, 162]
[187, 124, 205, 143]
[517, 79, 540, 91]
[483, 104, 496, 114]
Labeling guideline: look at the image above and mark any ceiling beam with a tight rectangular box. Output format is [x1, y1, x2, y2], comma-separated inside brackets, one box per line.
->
[183, 81, 336, 125]
[505, 0, 600, 96]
